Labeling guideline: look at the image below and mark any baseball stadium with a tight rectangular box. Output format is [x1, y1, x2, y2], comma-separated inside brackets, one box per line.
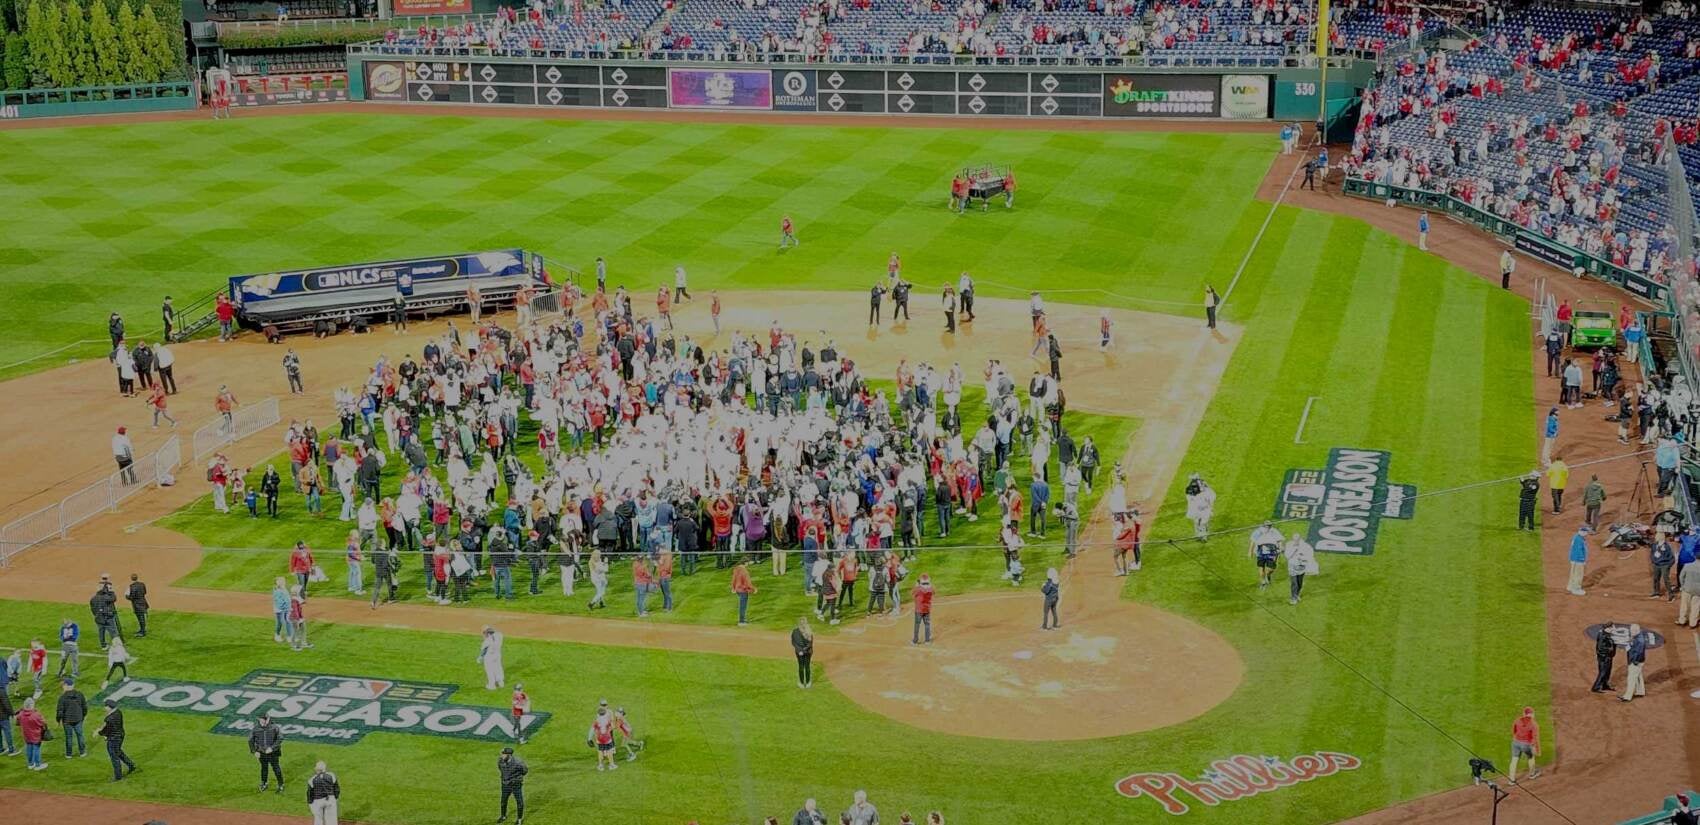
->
[1, 0, 1699, 823]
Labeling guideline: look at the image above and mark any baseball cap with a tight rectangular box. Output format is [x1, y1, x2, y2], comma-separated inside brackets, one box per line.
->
[501, 746, 514, 755]
[104, 699, 117, 708]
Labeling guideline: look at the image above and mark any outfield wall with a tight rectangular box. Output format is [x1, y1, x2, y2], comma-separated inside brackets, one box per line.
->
[346, 55, 1370, 123]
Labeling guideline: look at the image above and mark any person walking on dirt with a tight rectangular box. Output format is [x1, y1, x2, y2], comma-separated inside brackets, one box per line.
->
[1620, 623, 1648, 702]
[1508, 706, 1540, 781]
[125, 574, 149, 638]
[674, 264, 691, 301]
[911, 574, 934, 645]
[153, 341, 176, 394]
[1547, 458, 1569, 513]
[1679, 559, 1700, 628]
[216, 385, 238, 433]
[942, 286, 957, 334]
[1591, 621, 1617, 692]
[868, 282, 886, 327]
[1568, 526, 1589, 596]
[1543, 330, 1562, 377]
[1301, 157, 1317, 190]
[1582, 475, 1606, 530]
[215, 294, 236, 341]
[1541, 407, 1559, 466]
[111, 427, 137, 486]
[1417, 210, 1430, 251]
[1204, 285, 1220, 330]
[147, 383, 176, 429]
[792, 616, 814, 688]
[1500, 250, 1516, 290]
[958, 271, 975, 322]
[284, 349, 304, 394]
[1040, 568, 1060, 630]
[250, 713, 285, 793]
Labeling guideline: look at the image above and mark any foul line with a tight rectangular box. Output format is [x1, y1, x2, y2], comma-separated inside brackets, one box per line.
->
[1293, 396, 1319, 444]
[0, 339, 105, 372]
[1218, 144, 1311, 313]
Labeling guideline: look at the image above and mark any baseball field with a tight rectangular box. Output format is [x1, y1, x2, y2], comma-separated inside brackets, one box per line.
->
[0, 110, 1545, 824]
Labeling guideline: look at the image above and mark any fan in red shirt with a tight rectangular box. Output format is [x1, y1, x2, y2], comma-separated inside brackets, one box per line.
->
[1114, 511, 1143, 576]
[911, 573, 934, 644]
[779, 215, 798, 250]
[1509, 706, 1541, 781]
[512, 684, 532, 745]
[289, 541, 314, 599]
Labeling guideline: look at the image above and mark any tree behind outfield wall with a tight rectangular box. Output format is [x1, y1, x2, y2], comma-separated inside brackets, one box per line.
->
[1, 31, 25, 89]
[114, 0, 143, 83]
[86, 0, 118, 86]
[136, 2, 170, 82]
[60, 0, 92, 87]
[24, 0, 69, 88]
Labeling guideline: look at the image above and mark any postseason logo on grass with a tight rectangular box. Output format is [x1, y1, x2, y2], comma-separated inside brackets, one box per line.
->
[99, 670, 550, 745]
[1116, 752, 1363, 815]
[1273, 448, 1416, 556]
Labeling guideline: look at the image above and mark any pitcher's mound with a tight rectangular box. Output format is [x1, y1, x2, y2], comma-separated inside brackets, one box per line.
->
[826, 592, 1243, 741]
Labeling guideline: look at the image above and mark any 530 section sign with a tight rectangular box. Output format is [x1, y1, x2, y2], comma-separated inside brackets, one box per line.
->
[99, 670, 550, 745]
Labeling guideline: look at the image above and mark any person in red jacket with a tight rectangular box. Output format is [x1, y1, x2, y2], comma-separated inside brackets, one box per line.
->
[1509, 706, 1541, 781]
[632, 557, 653, 617]
[731, 561, 757, 626]
[289, 541, 314, 601]
[779, 215, 799, 250]
[17, 698, 47, 770]
[1114, 512, 1142, 576]
[710, 497, 735, 568]
[215, 294, 236, 341]
[431, 546, 451, 605]
[911, 574, 934, 645]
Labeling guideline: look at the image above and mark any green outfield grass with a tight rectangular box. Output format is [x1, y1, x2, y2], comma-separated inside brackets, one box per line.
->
[0, 115, 1545, 824]
[0, 113, 1273, 376]
[163, 385, 1140, 633]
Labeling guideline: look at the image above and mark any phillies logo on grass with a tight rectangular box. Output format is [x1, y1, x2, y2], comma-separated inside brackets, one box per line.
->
[99, 669, 549, 746]
[1116, 752, 1363, 815]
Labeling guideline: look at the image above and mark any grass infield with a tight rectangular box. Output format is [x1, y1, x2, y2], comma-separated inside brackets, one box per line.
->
[0, 114, 1545, 824]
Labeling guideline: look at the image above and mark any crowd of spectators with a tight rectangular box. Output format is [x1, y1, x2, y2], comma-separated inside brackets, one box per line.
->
[1345, 2, 1700, 284]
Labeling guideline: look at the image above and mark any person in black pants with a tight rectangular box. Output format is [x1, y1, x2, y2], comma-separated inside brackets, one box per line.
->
[867, 283, 886, 326]
[791, 616, 814, 688]
[892, 280, 911, 322]
[1517, 473, 1539, 530]
[1591, 623, 1617, 693]
[497, 747, 527, 823]
[249, 714, 285, 792]
[261, 466, 282, 518]
[97, 699, 136, 781]
[1543, 330, 1563, 377]
[125, 574, 149, 638]
[1046, 333, 1062, 381]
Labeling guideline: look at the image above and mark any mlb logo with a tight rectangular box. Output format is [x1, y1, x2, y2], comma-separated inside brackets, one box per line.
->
[298, 677, 395, 701]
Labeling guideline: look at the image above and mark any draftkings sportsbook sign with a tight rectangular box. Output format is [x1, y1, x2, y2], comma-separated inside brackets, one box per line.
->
[99, 670, 550, 745]
[1273, 448, 1415, 556]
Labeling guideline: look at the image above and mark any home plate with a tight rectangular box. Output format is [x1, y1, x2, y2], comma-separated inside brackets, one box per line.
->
[1012, 650, 1033, 660]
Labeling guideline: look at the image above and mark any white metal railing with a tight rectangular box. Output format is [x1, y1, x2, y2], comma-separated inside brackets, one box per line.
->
[347, 42, 1355, 70]
[193, 396, 283, 462]
[0, 434, 182, 567]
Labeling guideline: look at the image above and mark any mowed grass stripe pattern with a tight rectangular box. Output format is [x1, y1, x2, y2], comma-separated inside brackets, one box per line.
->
[0, 115, 1271, 374]
[1131, 206, 1546, 820]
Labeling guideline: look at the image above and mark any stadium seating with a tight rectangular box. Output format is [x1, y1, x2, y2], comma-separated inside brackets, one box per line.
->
[1345, 4, 1700, 283]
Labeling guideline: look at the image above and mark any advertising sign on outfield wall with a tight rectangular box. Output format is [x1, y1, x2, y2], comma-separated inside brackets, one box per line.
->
[365, 61, 406, 101]
[773, 69, 818, 111]
[1103, 74, 1220, 118]
[392, 0, 471, 13]
[668, 69, 773, 109]
[1219, 74, 1271, 119]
